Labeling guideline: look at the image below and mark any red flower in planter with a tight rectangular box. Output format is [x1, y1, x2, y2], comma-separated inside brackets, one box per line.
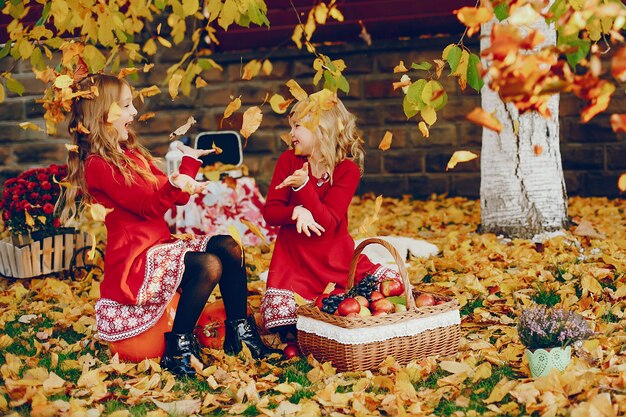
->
[1, 164, 69, 238]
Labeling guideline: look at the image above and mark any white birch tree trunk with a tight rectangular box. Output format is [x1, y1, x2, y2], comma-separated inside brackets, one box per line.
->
[479, 9, 568, 239]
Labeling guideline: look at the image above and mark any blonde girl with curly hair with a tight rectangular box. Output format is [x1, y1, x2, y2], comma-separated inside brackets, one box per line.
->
[60, 74, 280, 377]
[260, 95, 401, 344]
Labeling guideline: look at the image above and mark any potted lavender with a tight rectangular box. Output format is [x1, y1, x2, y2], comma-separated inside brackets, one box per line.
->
[518, 305, 594, 377]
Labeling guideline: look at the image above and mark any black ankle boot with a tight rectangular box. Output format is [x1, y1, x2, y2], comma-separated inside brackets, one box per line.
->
[223, 316, 284, 359]
[160, 332, 203, 377]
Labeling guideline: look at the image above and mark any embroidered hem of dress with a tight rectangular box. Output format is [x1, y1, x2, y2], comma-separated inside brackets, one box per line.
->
[262, 287, 313, 330]
[96, 236, 210, 342]
[296, 310, 461, 345]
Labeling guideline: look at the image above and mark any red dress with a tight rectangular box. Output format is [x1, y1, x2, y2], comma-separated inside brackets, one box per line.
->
[86, 150, 209, 341]
[260, 150, 395, 329]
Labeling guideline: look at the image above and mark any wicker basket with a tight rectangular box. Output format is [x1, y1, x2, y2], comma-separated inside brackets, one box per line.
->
[296, 237, 461, 372]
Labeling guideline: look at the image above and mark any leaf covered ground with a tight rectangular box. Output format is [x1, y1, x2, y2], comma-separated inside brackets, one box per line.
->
[1, 196, 625, 417]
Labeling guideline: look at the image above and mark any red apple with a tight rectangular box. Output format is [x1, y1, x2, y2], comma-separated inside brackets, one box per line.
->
[354, 295, 369, 308]
[372, 310, 388, 316]
[370, 298, 395, 314]
[314, 293, 329, 309]
[346, 312, 360, 318]
[394, 303, 407, 313]
[369, 291, 385, 302]
[337, 298, 362, 316]
[284, 344, 300, 358]
[415, 293, 436, 307]
[380, 279, 404, 297]
[435, 300, 446, 305]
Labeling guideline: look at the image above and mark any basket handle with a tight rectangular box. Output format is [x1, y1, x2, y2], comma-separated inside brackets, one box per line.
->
[347, 238, 415, 310]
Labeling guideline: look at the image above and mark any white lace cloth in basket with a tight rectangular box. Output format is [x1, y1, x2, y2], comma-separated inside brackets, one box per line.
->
[296, 310, 461, 345]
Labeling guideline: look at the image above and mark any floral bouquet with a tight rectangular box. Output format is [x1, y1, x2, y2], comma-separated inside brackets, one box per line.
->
[0, 164, 68, 242]
[518, 304, 594, 349]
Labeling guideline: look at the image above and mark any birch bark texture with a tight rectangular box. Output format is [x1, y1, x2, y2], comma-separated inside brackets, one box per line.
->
[479, 6, 568, 239]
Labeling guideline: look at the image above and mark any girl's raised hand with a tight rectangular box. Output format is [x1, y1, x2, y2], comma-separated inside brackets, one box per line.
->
[292, 205, 325, 237]
[276, 162, 309, 190]
[176, 142, 215, 159]
[171, 173, 207, 195]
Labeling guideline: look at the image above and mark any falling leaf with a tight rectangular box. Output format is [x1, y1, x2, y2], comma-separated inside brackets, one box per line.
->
[168, 72, 183, 100]
[223, 96, 242, 120]
[269, 94, 294, 114]
[24, 210, 35, 227]
[455, 7, 493, 36]
[393, 79, 411, 91]
[107, 102, 122, 123]
[240, 219, 268, 245]
[418, 121, 429, 138]
[77, 121, 90, 134]
[293, 292, 309, 306]
[240, 106, 263, 139]
[286, 79, 308, 101]
[533, 144, 543, 155]
[65, 144, 79, 153]
[89, 203, 113, 222]
[212, 141, 223, 154]
[169, 116, 197, 140]
[394, 61, 408, 73]
[143, 63, 154, 72]
[574, 219, 606, 239]
[195, 77, 208, 88]
[446, 150, 478, 170]
[228, 225, 243, 257]
[358, 19, 372, 46]
[619, 174, 626, 191]
[610, 114, 626, 133]
[54, 74, 73, 89]
[242, 59, 262, 80]
[378, 131, 393, 151]
[466, 107, 502, 132]
[262, 59, 273, 76]
[138, 112, 156, 122]
[19, 122, 41, 131]
[139, 85, 161, 97]
[117, 67, 139, 79]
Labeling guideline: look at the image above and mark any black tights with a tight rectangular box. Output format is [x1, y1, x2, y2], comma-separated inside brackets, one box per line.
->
[171, 235, 248, 334]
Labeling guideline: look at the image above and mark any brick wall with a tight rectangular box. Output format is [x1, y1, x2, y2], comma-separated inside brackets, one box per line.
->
[1, 36, 624, 198]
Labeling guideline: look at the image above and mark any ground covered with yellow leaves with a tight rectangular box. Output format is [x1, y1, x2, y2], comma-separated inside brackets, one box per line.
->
[1, 196, 625, 417]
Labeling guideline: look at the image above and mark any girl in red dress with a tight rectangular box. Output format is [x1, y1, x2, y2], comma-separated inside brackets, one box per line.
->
[260, 95, 400, 341]
[59, 74, 280, 377]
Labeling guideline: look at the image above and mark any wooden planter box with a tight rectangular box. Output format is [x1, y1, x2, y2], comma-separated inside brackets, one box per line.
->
[0, 230, 93, 279]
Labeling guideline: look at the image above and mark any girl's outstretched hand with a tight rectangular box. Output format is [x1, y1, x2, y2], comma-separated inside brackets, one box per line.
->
[171, 173, 207, 195]
[292, 205, 325, 237]
[176, 142, 215, 159]
[276, 162, 309, 190]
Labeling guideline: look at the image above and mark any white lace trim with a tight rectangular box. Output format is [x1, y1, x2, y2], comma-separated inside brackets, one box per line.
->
[296, 310, 461, 345]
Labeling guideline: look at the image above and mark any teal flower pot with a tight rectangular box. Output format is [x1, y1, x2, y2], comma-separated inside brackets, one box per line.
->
[525, 346, 571, 378]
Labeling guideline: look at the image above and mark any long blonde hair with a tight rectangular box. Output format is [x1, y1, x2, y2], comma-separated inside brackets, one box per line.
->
[290, 97, 364, 182]
[58, 74, 157, 224]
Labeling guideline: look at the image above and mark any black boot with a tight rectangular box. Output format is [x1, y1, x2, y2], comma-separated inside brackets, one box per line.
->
[160, 332, 203, 377]
[223, 316, 284, 359]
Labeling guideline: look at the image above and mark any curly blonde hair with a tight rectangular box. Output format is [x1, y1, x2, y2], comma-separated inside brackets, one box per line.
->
[289, 97, 364, 182]
[58, 74, 157, 224]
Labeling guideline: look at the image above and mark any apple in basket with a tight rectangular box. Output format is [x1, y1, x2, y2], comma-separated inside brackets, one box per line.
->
[369, 290, 385, 302]
[379, 279, 404, 297]
[370, 297, 395, 314]
[337, 298, 362, 317]
[415, 293, 436, 307]
[354, 295, 369, 308]
[314, 289, 344, 309]
[359, 305, 372, 316]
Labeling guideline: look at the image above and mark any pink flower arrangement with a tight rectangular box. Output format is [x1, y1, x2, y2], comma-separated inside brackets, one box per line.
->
[0, 164, 68, 238]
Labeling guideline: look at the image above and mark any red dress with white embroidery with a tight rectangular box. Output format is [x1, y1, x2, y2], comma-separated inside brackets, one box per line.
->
[86, 150, 209, 342]
[260, 150, 398, 330]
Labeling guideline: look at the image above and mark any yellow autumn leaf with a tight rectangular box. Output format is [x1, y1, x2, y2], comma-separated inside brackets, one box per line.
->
[269, 94, 294, 114]
[446, 150, 478, 170]
[452, 49, 469, 90]
[169, 116, 197, 140]
[211, 141, 223, 154]
[107, 102, 122, 123]
[418, 121, 430, 138]
[0, 84, 4, 102]
[157, 36, 172, 48]
[293, 292, 309, 306]
[228, 224, 243, 253]
[240, 218, 268, 245]
[24, 210, 35, 227]
[262, 59, 273, 76]
[394, 61, 409, 73]
[168, 72, 183, 100]
[286, 79, 308, 101]
[309, 88, 337, 110]
[19, 122, 41, 131]
[138, 112, 156, 122]
[618, 173, 626, 192]
[421, 106, 437, 126]
[240, 106, 263, 139]
[466, 107, 503, 133]
[580, 274, 604, 296]
[139, 85, 161, 97]
[89, 203, 113, 222]
[54, 74, 73, 89]
[378, 131, 393, 151]
[64, 144, 78, 153]
[242, 59, 262, 80]
[223, 96, 242, 119]
[195, 77, 208, 88]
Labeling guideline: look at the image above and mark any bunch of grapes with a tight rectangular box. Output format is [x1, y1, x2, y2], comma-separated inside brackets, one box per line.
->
[320, 293, 346, 314]
[347, 274, 379, 300]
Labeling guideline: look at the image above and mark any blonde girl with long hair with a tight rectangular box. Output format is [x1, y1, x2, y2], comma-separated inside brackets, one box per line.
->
[62, 74, 280, 377]
[260, 95, 401, 344]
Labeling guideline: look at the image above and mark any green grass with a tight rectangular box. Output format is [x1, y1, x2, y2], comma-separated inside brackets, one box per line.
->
[531, 285, 561, 307]
[103, 400, 157, 416]
[460, 297, 483, 317]
[602, 310, 620, 323]
[280, 358, 312, 386]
